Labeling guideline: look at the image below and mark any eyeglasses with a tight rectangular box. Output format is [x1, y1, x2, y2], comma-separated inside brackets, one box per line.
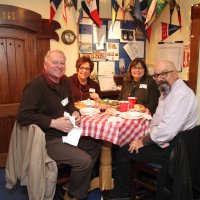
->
[153, 70, 174, 79]
[79, 66, 90, 71]
[131, 66, 144, 70]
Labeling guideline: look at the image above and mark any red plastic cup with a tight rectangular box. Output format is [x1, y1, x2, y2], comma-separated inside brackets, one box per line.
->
[119, 101, 129, 112]
[128, 97, 137, 109]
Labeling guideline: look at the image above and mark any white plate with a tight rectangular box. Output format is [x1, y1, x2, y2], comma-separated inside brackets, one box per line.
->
[81, 100, 96, 106]
[120, 111, 143, 120]
[80, 107, 100, 116]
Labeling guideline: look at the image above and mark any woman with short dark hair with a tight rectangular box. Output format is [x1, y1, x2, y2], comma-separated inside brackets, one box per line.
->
[69, 56, 101, 102]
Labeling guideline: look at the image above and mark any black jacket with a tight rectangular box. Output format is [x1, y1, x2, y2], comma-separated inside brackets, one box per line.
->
[157, 125, 200, 200]
[119, 76, 160, 114]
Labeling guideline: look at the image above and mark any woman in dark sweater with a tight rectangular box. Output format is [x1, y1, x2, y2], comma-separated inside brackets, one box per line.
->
[119, 58, 160, 115]
[68, 56, 102, 102]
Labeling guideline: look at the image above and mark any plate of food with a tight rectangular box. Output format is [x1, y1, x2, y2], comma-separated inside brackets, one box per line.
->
[97, 99, 119, 109]
[80, 107, 100, 116]
[74, 101, 86, 109]
[120, 111, 143, 120]
[81, 99, 96, 107]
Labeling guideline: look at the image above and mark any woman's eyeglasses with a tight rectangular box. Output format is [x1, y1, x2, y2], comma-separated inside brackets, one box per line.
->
[153, 70, 174, 79]
[131, 66, 144, 70]
[79, 66, 90, 71]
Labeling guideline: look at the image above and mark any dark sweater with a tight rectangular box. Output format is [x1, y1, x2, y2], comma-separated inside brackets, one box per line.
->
[17, 74, 79, 140]
[68, 73, 102, 102]
[119, 76, 160, 114]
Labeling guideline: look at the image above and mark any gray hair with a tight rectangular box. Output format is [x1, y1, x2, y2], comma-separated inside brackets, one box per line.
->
[44, 49, 66, 63]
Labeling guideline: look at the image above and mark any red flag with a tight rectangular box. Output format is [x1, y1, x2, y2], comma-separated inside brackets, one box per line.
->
[161, 22, 181, 41]
[81, 0, 102, 26]
[50, 0, 61, 24]
[121, 0, 125, 20]
[146, 25, 152, 42]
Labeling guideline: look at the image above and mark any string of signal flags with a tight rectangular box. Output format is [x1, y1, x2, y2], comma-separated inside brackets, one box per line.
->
[49, 0, 182, 42]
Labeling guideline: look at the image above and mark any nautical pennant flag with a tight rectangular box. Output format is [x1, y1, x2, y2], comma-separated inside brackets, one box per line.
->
[134, 0, 143, 23]
[72, 0, 78, 10]
[81, 0, 102, 26]
[169, 0, 176, 24]
[145, 0, 157, 28]
[77, 8, 83, 23]
[161, 22, 181, 41]
[111, 0, 120, 28]
[50, 0, 62, 24]
[62, 0, 67, 23]
[156, 0, 168, 16]
[176, 3, 182, 28]
[140, 0, 148, 20]
[121, 0, 125, 20]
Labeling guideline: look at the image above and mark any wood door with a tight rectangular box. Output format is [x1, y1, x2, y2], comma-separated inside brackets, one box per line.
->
[0, 4, 61, 167]
[0, 27, 38, 166]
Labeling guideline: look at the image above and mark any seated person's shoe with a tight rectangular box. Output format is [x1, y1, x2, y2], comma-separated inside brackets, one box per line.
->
[102, 189, 130, 200]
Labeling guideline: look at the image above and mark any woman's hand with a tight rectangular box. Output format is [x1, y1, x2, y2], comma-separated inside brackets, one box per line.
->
[128, 138, 144, 153]
[72, 111, 81, 126]
[50, 117, 74, 133]
[90, 92, 100, 101]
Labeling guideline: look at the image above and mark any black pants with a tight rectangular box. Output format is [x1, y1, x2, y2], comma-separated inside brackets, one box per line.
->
[46, 136, 101, 199]
[114, 144, 170, 194]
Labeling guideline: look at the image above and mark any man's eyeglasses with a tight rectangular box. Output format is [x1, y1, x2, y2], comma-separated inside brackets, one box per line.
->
[153, 70, 174, 79]
[79, 66, 90, 71]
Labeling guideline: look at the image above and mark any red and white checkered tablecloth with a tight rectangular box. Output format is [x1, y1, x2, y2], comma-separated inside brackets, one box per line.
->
[80, 113, 150, 147]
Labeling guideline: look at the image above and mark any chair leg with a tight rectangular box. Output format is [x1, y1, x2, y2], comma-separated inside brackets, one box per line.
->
[131, 179, 138, 200]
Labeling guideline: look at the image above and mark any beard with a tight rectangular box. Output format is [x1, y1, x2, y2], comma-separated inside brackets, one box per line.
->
[157, 80, 171, 96]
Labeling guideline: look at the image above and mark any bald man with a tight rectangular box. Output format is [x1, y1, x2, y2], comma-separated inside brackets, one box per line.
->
[102, 60, 198, 200]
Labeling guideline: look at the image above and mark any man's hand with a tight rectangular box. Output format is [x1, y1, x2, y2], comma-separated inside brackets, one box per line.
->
[50, 117, 74, 133]
[128, 138, 144, 153]
[72, 111, 81, 126]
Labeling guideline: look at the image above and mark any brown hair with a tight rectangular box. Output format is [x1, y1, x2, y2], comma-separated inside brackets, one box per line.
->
[76, 56, 94, 72]
[124, 58, 149, 81]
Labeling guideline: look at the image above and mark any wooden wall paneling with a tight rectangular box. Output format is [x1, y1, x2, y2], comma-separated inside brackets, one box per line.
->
[36, 39, 50, 73]
[7, 38, 18, 102]
[0, 39, 9, 104]
[26, 32, 38, 82]
[0, 117, 16, 166]
[15, 39, 27, 101]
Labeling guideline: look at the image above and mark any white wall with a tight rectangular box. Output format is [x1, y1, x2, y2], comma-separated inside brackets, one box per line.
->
[0, 0, 199, 78]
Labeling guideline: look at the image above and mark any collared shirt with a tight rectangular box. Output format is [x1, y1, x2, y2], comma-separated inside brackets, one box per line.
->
[150, 78, 198, 147]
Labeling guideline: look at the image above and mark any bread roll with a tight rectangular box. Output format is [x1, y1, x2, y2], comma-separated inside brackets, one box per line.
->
[133, 104, 146, 112]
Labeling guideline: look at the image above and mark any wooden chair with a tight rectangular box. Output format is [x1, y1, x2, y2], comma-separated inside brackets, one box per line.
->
[131, 161, 161, 200]
[131, 125, 200, 200]
[54, 163, 71, 200]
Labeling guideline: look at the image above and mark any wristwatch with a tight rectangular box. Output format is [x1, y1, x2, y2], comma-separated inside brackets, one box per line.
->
[61, 30, 76, 45]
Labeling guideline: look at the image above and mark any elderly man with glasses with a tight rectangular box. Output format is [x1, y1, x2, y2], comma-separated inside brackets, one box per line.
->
[102, 60, 198, 200]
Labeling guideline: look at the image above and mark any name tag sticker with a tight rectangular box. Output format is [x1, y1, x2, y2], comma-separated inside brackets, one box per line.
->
[139, 84, 147, 89]
[61, 97, 69, 106]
